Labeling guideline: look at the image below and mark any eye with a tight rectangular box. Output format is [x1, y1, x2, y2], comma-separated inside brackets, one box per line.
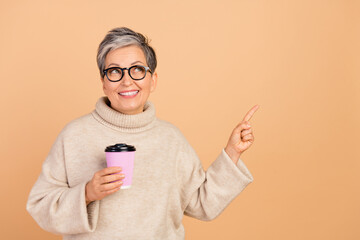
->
[133, 66, 145, 73]
[109, 68, 121, 74]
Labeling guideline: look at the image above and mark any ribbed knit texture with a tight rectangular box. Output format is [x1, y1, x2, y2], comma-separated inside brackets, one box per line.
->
[92, 96, 156, 132]
[26, 96, 254, 240]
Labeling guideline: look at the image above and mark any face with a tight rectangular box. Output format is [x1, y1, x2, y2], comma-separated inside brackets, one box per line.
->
[101, 45, 158, 115]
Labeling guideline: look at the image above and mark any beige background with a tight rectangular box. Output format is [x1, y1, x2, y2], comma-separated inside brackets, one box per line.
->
[1, 0, 359, 239]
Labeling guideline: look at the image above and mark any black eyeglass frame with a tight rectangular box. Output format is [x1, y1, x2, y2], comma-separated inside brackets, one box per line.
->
[103, 65, 152, 82]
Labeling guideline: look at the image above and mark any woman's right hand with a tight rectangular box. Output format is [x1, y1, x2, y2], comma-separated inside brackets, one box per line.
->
[85, 167, 124, 205]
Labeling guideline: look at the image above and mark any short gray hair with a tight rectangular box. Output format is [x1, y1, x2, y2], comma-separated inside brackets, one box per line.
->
[97, 27, 157, 78]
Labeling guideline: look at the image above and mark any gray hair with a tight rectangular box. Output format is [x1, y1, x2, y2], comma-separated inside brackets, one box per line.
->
[97, 27, 157, 78]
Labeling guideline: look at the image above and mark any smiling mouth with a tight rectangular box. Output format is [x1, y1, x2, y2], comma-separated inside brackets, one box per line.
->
[119, 90, 139, 96]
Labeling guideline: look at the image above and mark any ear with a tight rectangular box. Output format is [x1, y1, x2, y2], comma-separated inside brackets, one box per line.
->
[150, 72, 158, 93]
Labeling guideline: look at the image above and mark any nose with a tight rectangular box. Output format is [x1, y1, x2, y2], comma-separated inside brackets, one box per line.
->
[120, 70, 134, 86]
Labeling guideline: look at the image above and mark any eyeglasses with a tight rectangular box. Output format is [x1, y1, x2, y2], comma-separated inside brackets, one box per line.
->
[103, 65, 152, 82]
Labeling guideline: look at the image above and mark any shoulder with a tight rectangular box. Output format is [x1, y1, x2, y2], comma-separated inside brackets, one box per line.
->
[155, 118, 190, 144]
[155, 118, 183, 135]
[155, 119, 199, 164]
[58, 113, 95, 139]
[45, 112, 95, 153]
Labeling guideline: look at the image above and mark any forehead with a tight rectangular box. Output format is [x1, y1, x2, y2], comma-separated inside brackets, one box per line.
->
[105, 45, 146, 66]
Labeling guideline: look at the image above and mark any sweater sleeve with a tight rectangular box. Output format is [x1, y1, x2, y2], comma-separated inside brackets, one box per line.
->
[177, 138, 254, 221]
[26, 131, 100, 235]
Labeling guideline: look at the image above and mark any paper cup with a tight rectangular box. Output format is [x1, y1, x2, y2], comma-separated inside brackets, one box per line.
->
[105, 143, 136, 189]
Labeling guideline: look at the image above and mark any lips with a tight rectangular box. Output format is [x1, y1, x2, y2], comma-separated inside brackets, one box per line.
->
[119, 90, 139, 96]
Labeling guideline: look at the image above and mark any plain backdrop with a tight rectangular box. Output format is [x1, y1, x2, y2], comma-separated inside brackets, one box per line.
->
[1, 0, 359, 239]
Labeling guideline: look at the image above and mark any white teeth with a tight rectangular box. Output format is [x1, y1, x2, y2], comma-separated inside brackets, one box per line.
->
[119, 91, 139, 96]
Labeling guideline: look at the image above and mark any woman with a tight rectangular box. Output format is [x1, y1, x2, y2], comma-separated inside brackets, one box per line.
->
[27, 27, 259, 239]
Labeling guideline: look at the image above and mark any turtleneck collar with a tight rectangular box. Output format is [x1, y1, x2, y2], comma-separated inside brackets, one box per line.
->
[91, 96, 157, 133]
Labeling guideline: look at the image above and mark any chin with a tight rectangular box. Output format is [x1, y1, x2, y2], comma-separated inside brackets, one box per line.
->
[118, 104, 143, 115]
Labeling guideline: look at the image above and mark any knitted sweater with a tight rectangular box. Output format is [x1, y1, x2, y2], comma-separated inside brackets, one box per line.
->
[26, 96, 254, 240]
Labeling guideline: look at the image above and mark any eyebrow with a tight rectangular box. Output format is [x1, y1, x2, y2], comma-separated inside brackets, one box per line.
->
[107, 61, 145, 68]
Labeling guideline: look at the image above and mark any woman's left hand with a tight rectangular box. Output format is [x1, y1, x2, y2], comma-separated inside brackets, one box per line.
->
[225, 105, 259, 164]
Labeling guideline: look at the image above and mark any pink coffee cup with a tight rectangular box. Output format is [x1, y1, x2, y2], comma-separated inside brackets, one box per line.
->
[105, 143, 136, 189]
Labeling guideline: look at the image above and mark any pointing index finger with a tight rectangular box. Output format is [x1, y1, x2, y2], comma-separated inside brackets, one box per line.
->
[243, 105, 260, 122]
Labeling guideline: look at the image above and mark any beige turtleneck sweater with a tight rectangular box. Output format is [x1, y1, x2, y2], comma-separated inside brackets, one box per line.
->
[26, 96, 254, 240]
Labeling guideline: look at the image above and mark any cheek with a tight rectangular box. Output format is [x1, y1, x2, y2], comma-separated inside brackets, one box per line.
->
[141, 85, 152, 97]
[103, 82, 118, 93]
[142, 79, 154, 93]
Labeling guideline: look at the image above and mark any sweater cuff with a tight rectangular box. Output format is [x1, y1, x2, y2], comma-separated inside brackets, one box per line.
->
[202, 149, 254, 219]
[77, 182, 100, 232]
[220, 148, 254, 185]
